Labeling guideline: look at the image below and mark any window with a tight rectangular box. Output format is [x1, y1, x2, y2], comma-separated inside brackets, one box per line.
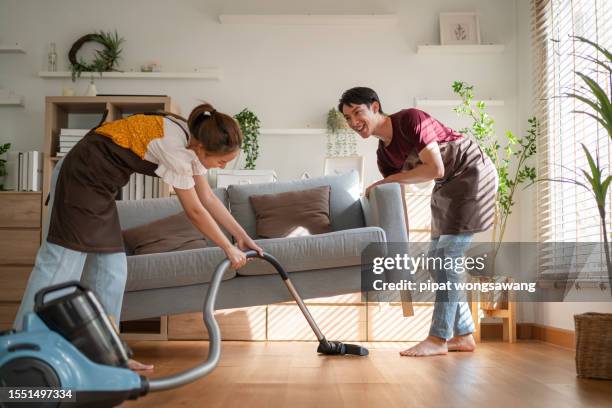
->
[533, 0, 611, 280]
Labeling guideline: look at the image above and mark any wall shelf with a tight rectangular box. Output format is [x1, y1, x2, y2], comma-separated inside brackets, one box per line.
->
[38, 69, 222, 80]
[0, 96, 24, 106]
[0, 45, 25, 53]
[260, 128, 327, 135]
[415, 98, 505, 108]
[219, 14, 398, 26]
[416, 44, 505, 54]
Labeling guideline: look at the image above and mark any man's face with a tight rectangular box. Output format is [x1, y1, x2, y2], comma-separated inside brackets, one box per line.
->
[342, 102, 378, 139]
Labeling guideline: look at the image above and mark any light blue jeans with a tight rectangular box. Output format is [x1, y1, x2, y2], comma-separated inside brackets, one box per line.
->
[13, 158, 128, 331]
[428, 233, 475, 340]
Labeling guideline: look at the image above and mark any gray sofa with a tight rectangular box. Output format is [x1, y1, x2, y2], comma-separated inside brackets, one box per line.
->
[116, 171, 408, 322]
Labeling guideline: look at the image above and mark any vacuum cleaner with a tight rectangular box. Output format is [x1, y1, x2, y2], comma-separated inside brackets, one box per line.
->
[0, 251, 368, 407]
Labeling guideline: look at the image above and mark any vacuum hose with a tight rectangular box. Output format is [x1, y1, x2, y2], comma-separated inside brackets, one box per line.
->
[148, 251, 275, 392]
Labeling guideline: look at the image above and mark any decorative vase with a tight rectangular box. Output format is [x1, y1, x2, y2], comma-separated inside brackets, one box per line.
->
[85, 78, 97, 96]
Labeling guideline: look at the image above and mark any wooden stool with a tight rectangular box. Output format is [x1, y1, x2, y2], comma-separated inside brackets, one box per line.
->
[470, 278, 517, 343]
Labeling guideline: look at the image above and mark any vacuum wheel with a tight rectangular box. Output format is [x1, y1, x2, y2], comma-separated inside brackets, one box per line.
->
[0, 357, 60, 408]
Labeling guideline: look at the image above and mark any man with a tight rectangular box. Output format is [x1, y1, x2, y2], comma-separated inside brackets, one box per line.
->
[339, 87, 497, 356]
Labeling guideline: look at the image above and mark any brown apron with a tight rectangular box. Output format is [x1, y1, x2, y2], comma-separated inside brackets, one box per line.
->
[47, 113, 189, 253]
[404, 136, 497, 239]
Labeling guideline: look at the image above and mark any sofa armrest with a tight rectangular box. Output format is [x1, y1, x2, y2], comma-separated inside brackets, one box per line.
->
[360, 183, 408, 242]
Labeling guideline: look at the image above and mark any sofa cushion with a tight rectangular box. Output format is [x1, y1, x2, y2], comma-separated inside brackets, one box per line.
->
[228, 171, 364, 239]
[236, 227, 386, 276]
[117, 187, 228, 246]
[125, 246, 235, 292]
[122, 212, 208, 255]
[250, 185, 332, 238]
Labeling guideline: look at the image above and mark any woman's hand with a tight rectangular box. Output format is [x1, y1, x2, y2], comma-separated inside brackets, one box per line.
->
[236, 235, 264, 257]
[224, 245, 247, 270]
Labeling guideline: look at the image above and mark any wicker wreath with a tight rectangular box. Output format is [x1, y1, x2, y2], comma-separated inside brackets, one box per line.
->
[69, 31, 123, 81]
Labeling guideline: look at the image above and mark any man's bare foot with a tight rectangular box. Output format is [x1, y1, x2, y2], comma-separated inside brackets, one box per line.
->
[128, 359, 154, 371]
[447, 333, 476, 352]
[400, 336, 448, 357]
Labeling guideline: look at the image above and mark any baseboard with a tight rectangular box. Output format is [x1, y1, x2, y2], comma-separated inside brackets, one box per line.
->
[481, 322, 575, 349]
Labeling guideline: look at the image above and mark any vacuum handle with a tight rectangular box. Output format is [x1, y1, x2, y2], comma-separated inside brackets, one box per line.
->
[34, 280, 86, 311]
[243, 250, 289, 279]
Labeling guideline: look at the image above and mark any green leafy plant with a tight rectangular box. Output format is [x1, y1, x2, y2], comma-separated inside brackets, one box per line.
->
[541, 36, 611, 292]
[453, 81, 538, 251]
[0, 143, 11, 191]
[69, 30, 124, 81]
[234, 108, 261, 170]
[326, 107, 356, 157]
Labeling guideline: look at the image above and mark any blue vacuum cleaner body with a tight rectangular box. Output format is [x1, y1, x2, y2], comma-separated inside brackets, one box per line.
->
[0, 312, 144, 407]
[0, 251, 367, 407]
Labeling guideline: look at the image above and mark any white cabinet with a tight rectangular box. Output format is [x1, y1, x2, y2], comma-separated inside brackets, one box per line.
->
[216, 170, 277, 188]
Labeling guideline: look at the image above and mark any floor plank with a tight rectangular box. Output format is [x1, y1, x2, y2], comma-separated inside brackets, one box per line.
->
[121, 341, 612, 408]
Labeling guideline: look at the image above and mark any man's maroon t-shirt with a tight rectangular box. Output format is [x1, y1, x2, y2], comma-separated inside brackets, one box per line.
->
[377, 108, 463, 177]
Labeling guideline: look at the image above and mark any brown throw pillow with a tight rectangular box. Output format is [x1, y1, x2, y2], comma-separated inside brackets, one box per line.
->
[249, 185, 332, 239]
[122, 212, 207, 255]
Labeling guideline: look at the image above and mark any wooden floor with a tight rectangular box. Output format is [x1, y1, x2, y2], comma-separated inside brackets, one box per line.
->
[122, 340, 612, 408]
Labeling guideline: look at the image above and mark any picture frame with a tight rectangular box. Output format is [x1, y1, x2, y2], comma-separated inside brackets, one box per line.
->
[439, 12, 481, 45]
[324, 156, 365, 191]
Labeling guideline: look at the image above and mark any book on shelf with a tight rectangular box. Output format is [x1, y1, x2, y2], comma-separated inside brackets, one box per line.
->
[58, 135, 84, 143]
[5, 151, 44, 191]
[59, 128, 89, 137]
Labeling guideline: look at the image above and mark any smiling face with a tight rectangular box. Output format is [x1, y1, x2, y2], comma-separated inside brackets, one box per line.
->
[341, 102, 381, 139]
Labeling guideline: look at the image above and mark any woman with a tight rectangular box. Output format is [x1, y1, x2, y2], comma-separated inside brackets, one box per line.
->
[14, 103, 263, 369]
[339, 87, 497, 357]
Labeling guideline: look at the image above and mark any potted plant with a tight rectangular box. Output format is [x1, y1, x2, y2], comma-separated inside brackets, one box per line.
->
[452, 81, 538, 308]
[326, 108, 357, 157]
[233, 108, 261, 170]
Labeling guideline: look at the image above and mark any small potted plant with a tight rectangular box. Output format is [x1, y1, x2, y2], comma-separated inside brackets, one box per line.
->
[326, 108, 357, 157]
[233, 108, 261, 170]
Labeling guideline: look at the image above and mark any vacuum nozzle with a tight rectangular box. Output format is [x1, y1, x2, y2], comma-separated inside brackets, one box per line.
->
[317, 340, 369, 356]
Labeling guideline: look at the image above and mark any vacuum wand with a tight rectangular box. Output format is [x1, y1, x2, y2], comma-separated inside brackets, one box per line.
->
[147, 250, 368, 393]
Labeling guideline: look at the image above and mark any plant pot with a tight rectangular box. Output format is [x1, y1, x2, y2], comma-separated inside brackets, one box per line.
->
[469, 248, 510, 310]
[574, 313, 612, 379]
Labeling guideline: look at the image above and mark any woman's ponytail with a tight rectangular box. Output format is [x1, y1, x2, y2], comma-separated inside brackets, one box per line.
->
[188, 103, 242, 154]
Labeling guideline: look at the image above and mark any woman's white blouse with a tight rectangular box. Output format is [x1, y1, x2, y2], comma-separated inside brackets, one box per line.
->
[144, 118, 207, 190]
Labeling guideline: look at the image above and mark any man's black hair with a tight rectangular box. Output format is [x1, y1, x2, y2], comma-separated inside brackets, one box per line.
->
[338, 87, 384, 114]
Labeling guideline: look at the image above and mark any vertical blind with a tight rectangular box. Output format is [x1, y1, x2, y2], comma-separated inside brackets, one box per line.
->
[533, 0, 611, 279]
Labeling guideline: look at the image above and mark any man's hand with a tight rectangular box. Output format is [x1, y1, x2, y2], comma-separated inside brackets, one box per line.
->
[365, 181, 382, 198]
